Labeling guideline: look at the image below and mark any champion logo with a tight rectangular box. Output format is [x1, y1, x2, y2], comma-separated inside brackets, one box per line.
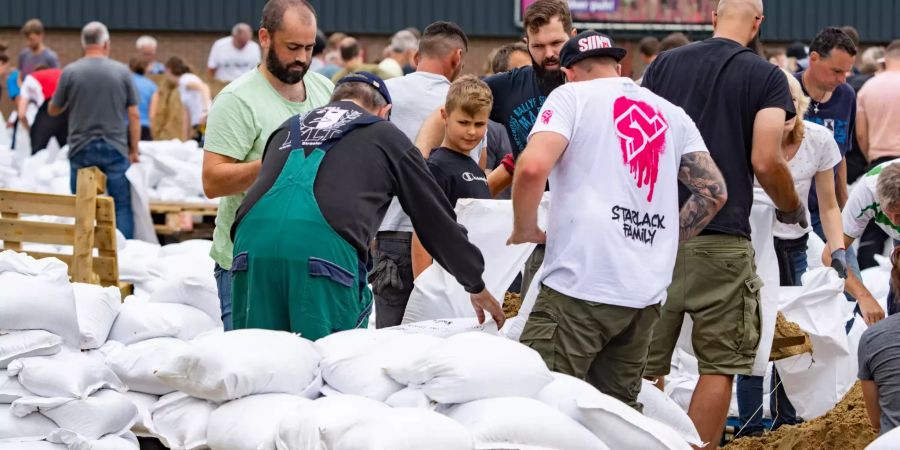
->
[613, 97, 669, 202]
[462, 172, 487, 183]
[541, 109, 553, 124]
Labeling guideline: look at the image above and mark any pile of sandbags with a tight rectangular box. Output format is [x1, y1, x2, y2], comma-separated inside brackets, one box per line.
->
[137, 140, 212, 204]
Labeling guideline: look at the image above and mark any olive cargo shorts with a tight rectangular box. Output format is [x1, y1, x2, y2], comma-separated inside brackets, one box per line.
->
[644, 234, 763, 377]
[520, 284, 661, 411]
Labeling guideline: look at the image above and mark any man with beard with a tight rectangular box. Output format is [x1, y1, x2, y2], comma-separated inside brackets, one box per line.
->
[202, 0, 334, 330]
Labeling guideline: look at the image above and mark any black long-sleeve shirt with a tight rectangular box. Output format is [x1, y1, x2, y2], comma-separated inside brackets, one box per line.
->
[233, 103, 486, 293]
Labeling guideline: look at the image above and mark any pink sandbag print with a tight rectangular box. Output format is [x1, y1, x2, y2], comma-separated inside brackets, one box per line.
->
[614, 96, 669, 202]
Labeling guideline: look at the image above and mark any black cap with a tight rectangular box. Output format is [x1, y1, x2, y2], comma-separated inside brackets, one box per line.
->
[336, 71, 392, 106]
[560, 31, 627, 68]
[787, 41, 808, 59]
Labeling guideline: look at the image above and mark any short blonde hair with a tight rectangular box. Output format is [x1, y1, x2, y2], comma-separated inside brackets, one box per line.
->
[445, 75, 493, 117]
[782, 68, 810, 145]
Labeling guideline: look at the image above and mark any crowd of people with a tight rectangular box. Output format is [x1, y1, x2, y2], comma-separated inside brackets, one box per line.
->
[6, 0, 900, 447]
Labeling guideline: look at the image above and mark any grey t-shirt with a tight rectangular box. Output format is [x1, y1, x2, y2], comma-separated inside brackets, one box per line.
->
[858, 313, 900, 434]
[51, 57, 137, 157]
[18, 47, 59, 77]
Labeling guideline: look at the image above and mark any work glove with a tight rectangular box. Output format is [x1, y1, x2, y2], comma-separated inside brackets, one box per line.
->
[830, 248, 848, 279]
[368, 258, 404, 294]
[775, 203, 809, 229]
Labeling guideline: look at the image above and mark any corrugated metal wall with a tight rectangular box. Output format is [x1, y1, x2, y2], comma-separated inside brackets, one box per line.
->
[0, 0, 895, 42]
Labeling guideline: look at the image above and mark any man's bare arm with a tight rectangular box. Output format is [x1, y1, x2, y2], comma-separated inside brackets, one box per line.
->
[678, 152, 728, 242]
[752, 107, 801, 212]
[202, 151, 262, 199]
[862, 380, 881, 431]
[836, 158, 849, 209]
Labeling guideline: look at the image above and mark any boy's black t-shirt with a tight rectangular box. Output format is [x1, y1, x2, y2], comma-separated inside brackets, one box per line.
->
[642, 37, 795, 239]
[427, 147, 491, 207]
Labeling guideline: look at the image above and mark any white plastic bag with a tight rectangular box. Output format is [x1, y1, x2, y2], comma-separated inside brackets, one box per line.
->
[150, 392, 216, 450]
[108, 298, 220, 345]
[637, 379, 703, 446]
[274, 394, 390, 450]
[867, 425, 900, 450]
[147, 272, 220, 322]
[444, 397, 607, 450]
[72, 283, 122, 350]
[103, 338, 188, 395]
[537, 372, 693, 450]
[8, 351, 125, 399]
[0, 441, 63, 450]
[0, 251, 80, 347]
[0, 330, 62, 369]
[125, 162, 160, 245]
[0, 370, 33, 403]
[748, 193, 781, 374]
[156, 329, 321, 402]
[48, 430, 140, 450]
[389, 318, 500, 338]
[12, 390, 137, 441]
[384, 387, 434, 409]
[336, 407, 473, 450]
[0, 404, 57, 441]
[385, 332, 552, 404]
[123, 391, 158, 437]
[207, 394, 311, 450]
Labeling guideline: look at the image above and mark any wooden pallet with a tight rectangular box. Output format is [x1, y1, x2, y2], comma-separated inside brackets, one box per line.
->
[150, 201, 218, 237]
[0, 167, 130, 295]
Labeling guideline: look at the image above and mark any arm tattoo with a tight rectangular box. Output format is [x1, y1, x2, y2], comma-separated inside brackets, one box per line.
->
[678, 152, 728, 243]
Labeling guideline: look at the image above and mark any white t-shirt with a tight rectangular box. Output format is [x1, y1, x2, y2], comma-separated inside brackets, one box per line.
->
[529, 77, 708, 308]
[843, 159, 900, 241]
[178, 73, 206, 127]
[765, 122, 842, 239]
[207, 37, 261, 82]
[378, 71, 484, 233]
[20, 74, 45, 107]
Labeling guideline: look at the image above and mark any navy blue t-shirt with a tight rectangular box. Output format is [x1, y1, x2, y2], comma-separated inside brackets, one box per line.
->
[485, 66, 563, 158]
[795, 71, 856, 214]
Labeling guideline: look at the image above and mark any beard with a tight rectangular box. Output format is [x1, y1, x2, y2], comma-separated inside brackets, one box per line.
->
[266, 48, 309, 85]
[531, 54, 566, 96]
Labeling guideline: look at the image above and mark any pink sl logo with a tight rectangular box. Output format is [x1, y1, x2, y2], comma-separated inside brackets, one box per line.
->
[614, 96, 669, 202]
[541, 109, 553, 124]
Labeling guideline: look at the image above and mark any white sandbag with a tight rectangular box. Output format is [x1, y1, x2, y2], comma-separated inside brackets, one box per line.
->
[748, 191, 780, 374]
[8, 351, 125, 399]
[637, 379, 703, 446]
[0, 330, 62, 369]
[71, 283, 121, 350]
[537, 373, 693, 450]
[275, 394, 390, 450]
[385, 332, 552, 404]
[0, 251, 80, 347]
[861, 254, 892, 304]
[12, 390, 137, 441]
[389, 317, 500, 337]
[48, 430, 139, 450]
[402, 198, 547, 324]
[0, 370, 33, 403]
[125, 162, 160, 245]
[867, 425, 900, 450]
[156, 329, 321, 402]
[775, 268, 855, 420]
[384, 387, 434, 409]
[445, 397, 607, 450]
[108, 298, 220, 345]
[158, 240, 213, 258]
[146, 253, 215, 282]
[0, 442, 63, 450]
[103, 338, 188, 395]
[117, 240, 161, 284]
[123, 391, 158, 437]
[316, 329, 439, 401]
[0, 405, 57, 441]
[150, 392, 216, 450]
[501, 265, 543, 342]
[207, 394, 311, 450]
[336, 407, 473, 450]
[147, 272, 220, 321]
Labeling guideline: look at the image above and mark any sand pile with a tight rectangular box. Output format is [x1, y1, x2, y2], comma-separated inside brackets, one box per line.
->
[503, 292, 523, 319]
[769, 312, 813, 361]
[726, 381, 877, 450]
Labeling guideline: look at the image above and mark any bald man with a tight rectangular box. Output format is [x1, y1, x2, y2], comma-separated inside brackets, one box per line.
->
[640, 0, 803, 446]
[330, 37, 393, 83]
[208, 22, 262, 82]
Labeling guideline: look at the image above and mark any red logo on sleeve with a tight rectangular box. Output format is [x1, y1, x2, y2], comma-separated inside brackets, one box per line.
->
[541, 109, 553, 124]
[614, 97, 669, 202]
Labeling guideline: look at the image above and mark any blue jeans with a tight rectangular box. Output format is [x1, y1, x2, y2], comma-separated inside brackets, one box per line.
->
[214, 263, 234, 331]
[69, 139, 133, 239]
[736, 369, 799, 436]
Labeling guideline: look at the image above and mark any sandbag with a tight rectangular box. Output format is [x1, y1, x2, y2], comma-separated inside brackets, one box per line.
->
[445, 397, 607, 450]
[385, 332, 552, 404]
[637, 379, 703, 446]
[0, 370, 33, 403]
[867, 425, 900, 450]
[123, 391, 158, 437]
[316, 329, 440, 401]
[537, 373, 693, 450]
[384, 387, 433, 409]
[103, 338, 188, 395]
[146, 253, 215, 282]
[8, 351, 125, 399]
[156, 329, 321, 402]
[157, 240, 212, 258]
[48, 430, 139, 450]
[108, 298, 220, 345]
[117, 240, 161, 284]
[336, 407, 473, 450]
[72, 283, 121, 350]
[207, 394, 311, 450]
[150, 392, 216, 450]
[0, 404, 56, 441]
[501, 266, 543, 342]
[748, 192, 781, 374]
[389, 318, 500, 338]
[275, 394, 390, 450]
[125, 162, 159, 245]
[0, 441, 63, 450]
[0, 251, 80, 347]
[0, 330, 62, 369]
[148, 272, 220, 322]
[12, 390, 137, 441]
